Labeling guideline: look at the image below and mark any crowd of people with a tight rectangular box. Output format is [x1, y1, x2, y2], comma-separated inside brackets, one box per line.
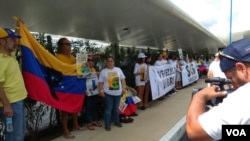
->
[3, 20, 250, 141]
[0, 22, 213, 139]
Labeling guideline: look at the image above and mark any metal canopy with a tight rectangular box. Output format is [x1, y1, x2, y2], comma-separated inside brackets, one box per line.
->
[0, 0, 227, 53]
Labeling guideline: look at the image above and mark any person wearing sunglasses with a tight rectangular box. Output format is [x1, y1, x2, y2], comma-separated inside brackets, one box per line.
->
[186, 38, 250, 141]
[84, 58, 102, 130]
[56, 38, 85, 139]
[55, 38, 75, 64]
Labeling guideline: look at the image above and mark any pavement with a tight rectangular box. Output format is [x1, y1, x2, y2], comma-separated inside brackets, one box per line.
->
[51, 78, 206, 141]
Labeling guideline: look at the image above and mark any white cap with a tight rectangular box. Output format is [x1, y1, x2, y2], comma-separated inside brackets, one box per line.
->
[215, 53, 219, 57]
[138, 53, 147, 58]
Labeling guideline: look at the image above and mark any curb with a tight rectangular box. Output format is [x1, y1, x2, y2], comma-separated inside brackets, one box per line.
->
[159, 116, 186, 141]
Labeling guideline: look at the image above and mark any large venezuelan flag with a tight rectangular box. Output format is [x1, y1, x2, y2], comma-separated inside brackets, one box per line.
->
[19, 23, 86, 113]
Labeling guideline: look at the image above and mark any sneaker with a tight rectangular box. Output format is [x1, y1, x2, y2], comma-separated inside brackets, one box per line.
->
[105, 126, 111, 131]
[127, 117, 134, 122]
[114, 123, 122, 127]
[120, 118, 134, 123]
[139, 106, 146, 110]
[131, 113, 138, 116]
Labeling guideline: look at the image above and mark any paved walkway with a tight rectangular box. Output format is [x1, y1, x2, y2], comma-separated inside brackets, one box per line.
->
[52, 78, 206, 141]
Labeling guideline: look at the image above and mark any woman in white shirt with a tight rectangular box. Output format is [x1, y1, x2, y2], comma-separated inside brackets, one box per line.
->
[98, 56, 126, 131]
[134, 53, 147, 110]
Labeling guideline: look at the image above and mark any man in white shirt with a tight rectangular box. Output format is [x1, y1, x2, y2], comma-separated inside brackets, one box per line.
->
[186, 38, 250, 141]
[207, 53, 226, 79]
[207, 53, 227, 88]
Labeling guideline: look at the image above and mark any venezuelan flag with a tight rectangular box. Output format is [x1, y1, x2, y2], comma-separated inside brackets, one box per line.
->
[19, 22, 85, 113]
[120, 93, 137, 116]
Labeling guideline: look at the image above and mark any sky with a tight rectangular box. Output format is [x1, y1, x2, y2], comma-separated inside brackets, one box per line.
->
[170, 0, 250, 41]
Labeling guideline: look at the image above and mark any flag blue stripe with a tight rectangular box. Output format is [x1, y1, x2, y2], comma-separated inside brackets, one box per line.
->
[21, 45, 86, 94]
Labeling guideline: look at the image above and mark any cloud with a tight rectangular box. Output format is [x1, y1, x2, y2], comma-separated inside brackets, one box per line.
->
[171, 0, 250, 36]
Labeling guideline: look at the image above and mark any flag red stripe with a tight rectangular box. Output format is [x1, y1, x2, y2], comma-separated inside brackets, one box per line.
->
[23, 72, 85, 113]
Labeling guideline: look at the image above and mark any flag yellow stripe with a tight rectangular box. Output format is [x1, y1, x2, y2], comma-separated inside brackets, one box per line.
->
[19, 23, 77, 75]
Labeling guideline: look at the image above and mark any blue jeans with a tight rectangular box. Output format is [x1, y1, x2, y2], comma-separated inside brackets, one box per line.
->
[0, 100, 26, 141]
[104, 94, 121, 127]
[84, 95, 98, 124]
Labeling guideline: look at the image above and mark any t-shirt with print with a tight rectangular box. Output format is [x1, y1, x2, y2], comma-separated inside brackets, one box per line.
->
[99, 67, 125, 96]
[133, 63, 147, 86]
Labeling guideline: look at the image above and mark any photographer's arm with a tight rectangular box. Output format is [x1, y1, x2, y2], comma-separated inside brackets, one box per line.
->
[186, 91, 212, 141]
[186, 86, 227, 141]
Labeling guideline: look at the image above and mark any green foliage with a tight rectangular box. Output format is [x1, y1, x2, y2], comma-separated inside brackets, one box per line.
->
[83, 40, 101, 54]
[44, 36, 55, 55]
[33, 32, 46, 46]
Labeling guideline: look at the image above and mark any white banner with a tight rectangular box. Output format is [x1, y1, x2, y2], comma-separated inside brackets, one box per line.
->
[149, 64, 176, 100]
[181, 62, 199, 87]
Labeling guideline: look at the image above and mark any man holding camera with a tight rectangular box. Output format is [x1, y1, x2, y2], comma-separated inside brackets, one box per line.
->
[186, 38, 250, 141]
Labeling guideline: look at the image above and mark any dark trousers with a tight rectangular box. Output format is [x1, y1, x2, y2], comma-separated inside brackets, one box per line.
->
[84, 95, 98, 124]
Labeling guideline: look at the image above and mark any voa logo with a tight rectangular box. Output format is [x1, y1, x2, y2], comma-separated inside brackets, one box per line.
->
[226, 129, 246, 136]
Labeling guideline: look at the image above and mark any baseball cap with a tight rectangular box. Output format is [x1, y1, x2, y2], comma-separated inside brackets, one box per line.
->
[138, 53, 147, 58]
[220, 38, 250, 72]
[0, 28, 21, 39]
[162, 51, 167, 57]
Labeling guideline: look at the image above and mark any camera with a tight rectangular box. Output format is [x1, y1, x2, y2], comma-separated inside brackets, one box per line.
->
[192, 77, 233, 107]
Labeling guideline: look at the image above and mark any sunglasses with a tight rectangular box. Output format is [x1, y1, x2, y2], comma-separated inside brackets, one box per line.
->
[218, 51, 239, 62]
[62, 43, 71, 46]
